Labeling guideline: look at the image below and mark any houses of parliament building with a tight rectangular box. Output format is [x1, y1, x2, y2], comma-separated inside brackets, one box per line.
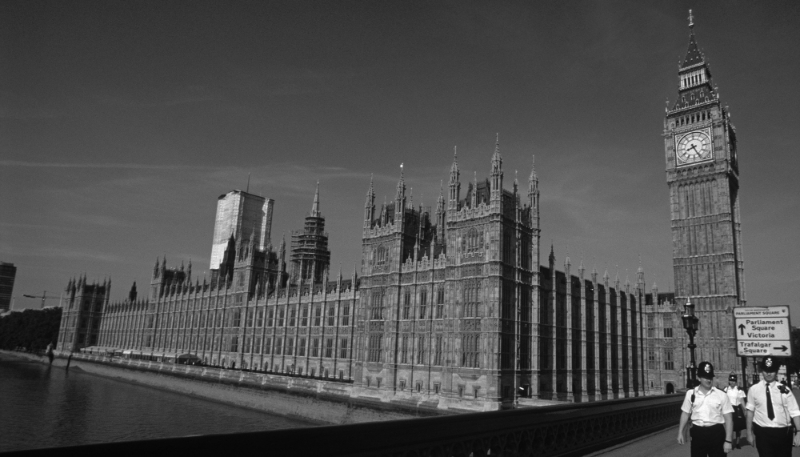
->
[57, 15, 747, 410]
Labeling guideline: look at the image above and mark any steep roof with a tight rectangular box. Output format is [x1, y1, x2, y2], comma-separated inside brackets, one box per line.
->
[681, 31, 704, 69]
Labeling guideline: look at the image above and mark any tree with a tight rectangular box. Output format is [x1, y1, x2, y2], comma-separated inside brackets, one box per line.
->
[0, 308, 62, 352]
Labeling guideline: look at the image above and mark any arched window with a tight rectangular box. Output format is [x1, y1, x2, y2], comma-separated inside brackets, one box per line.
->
[462, 280, 480, 318]
[375, 245, 388, 266]
[371, 289, 384, 320]
[464, 228, 483, 254]
[436, 287, 445, 318]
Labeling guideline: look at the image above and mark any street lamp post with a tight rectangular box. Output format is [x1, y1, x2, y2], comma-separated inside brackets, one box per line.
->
[681, 297, 699, 389]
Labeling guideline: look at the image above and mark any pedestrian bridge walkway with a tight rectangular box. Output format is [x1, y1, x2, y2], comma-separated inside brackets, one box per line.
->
[6, 394, 682, 456]
[591, 426, 800, 457]
[10, 389, 800, 457]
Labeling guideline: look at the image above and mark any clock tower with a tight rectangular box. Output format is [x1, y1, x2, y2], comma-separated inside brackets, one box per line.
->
[664, 11, 745, 374]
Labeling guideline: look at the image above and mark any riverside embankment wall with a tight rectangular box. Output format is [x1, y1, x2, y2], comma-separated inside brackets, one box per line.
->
[0, 350, 455, 425]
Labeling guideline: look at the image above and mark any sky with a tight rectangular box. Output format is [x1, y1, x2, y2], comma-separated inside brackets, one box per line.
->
[1, 1, 799, 319]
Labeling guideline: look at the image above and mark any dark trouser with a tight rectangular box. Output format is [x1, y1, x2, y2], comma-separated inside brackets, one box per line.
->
[753, 423, 793, 457]
[690, 423, 725, 457]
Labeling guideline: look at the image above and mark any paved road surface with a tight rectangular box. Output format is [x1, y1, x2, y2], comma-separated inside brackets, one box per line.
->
[594, 387, 800, 457]
[591, 427, 800, 457]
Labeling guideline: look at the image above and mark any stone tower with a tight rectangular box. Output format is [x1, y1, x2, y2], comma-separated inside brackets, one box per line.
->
[290, 183, 331, 284]
[663, 11, 745, 374]
[355, 138, 540, 407]
[57, 276, 110, 352]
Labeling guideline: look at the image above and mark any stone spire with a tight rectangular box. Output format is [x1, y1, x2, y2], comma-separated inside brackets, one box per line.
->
[449, 146, 460, 210]
[364, 174, 375, 227]
[311, 181, 321, 217]
[490, 133, 503, 202]
[673, 9, 716, 111]
[395, 164, 406, 229]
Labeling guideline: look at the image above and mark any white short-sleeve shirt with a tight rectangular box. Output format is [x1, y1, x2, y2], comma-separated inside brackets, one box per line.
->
[724, 386, 746, 407]
[746, 380, 800, 428]
[681, 386, 734, 426]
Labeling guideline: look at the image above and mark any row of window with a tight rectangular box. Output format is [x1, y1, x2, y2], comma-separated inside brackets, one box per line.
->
[375, 285, 488, 321]
[143, 334, 351, 359]
[647, 349, 675, 370]
[675, 109, 711, 127]
[368, 334, 479, 368]
[143, 303, 351, 330]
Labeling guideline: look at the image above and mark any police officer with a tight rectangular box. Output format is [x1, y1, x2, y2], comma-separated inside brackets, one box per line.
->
[677, 361, 734, 456]
[746, 356, 800, 456]
[724, 373, 746, 448]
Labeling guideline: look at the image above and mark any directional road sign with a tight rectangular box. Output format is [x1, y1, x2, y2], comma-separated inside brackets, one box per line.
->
[734, 306, 792, 357]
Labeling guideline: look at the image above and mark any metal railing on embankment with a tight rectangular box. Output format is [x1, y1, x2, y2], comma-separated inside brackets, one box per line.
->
[8, 392, 682, 457]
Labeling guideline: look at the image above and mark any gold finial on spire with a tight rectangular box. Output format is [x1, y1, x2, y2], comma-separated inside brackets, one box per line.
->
[688, 9, 694, 29]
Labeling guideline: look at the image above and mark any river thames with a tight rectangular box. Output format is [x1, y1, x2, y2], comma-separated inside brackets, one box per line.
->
[0, 355, 314, 452]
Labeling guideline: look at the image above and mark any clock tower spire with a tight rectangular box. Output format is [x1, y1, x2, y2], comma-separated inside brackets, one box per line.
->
[663, 11, 745, 374]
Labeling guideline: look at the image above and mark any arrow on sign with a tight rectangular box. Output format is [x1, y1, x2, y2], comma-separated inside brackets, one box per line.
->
[774, 346, 789, 352]
[739, 324, 745, 336]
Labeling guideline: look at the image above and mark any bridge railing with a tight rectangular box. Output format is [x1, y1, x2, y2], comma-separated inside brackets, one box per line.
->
[12, 392, 682, 457]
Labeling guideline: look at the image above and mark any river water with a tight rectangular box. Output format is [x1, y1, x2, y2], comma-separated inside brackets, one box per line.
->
[0, 355, 314, 452]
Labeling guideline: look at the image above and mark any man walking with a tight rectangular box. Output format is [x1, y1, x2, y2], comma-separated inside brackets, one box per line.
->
[746, 356, 800, 456]
[678, 361, 734, 456]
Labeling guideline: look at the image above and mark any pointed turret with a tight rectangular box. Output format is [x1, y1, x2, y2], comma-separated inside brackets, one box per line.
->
[681, 10, 704, 68]
[528, 155, 540, 228]
[490, 133, 503, 202]
[471, 171, 477, 208]
[394, 163, 406, 228]
[364, 174, 375, 227]
[449, 146, 460, 210]
[672, 9, 716, 111]
[637, 257, 645, 292]
[311, 181, 321, 218]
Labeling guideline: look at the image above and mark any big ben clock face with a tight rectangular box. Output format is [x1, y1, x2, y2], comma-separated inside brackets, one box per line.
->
[676, 129, 713, 166]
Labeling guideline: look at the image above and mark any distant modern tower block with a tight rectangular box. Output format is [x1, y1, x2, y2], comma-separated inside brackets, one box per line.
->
[210, 190, 274, 269]
[0, 262, 16, 312]
[290, 184, 331, 284]
[662, 12, 745, 374]
[57, 276, 110, 352]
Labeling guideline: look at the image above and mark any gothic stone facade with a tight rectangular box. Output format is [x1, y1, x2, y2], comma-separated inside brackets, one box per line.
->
[58, 16, 751, 409]
[73, 141, 649, 411]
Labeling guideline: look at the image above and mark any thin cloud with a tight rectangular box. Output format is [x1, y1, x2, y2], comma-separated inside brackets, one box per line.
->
[0, 161, 216, 170]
